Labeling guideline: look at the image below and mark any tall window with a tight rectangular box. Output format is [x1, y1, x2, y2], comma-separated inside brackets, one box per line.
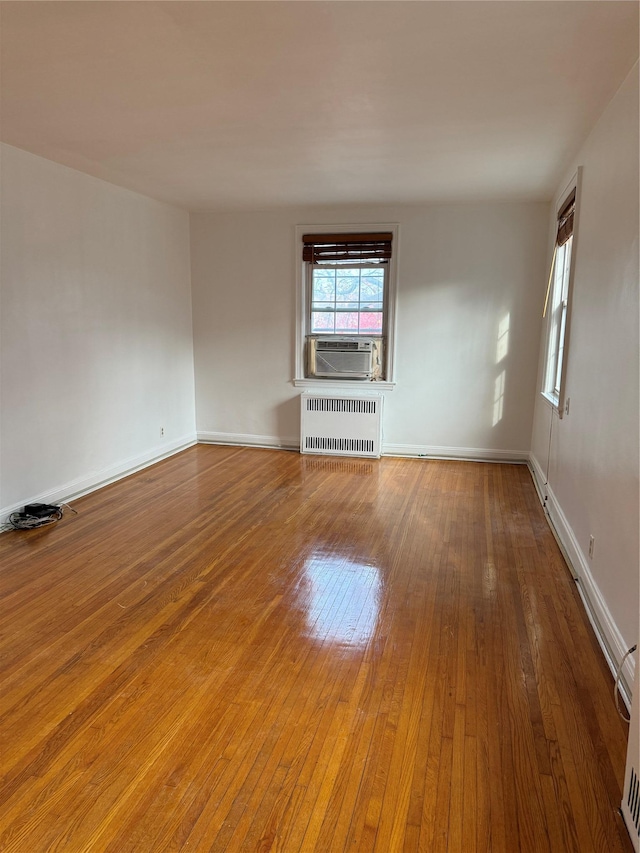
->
[543, 188, 576, 409]
[295, 225, 398, 386]
[303, 233, 392, 336]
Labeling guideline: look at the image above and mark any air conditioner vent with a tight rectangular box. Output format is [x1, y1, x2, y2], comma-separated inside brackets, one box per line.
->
[317, 339, 362, 351]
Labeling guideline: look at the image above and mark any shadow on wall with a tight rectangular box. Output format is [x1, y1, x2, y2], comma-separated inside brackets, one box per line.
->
[275, 396, 301, 446]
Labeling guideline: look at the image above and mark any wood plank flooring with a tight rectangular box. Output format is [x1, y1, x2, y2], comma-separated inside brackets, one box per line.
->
[0, 445, 633, 852]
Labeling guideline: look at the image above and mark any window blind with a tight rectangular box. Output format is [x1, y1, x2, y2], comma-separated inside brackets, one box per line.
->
[302, 232, 393, 264]
[556, 190, 576, 246]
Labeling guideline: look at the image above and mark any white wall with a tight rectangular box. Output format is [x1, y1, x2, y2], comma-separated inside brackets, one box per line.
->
[530, 64, 639, 677]
[191, 201, 548, 458]
[0, 144, 196, 515]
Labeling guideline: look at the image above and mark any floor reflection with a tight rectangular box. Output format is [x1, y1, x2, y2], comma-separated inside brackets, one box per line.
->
[298, 551, 382, 647]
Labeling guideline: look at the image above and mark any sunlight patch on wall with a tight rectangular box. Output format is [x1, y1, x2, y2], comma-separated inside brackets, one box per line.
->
[493, 370, 505, 427]
[492, 312, 510, 426]
[496, 312, 510, 363]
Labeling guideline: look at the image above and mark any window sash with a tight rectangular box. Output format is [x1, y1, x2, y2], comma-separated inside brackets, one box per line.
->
[545, 237, 573, 402]
[308, 263, 387, 337]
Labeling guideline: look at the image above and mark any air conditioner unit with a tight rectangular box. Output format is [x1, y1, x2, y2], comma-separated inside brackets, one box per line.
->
[307, 336, 375, 379]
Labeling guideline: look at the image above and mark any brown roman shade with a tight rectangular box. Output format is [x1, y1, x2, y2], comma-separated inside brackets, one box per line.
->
[302, 232, 393, 264]
[556, 190, 576, 246]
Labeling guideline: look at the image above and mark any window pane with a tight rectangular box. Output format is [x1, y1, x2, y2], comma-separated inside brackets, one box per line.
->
[311, 312, 335, 333]
[561, 237, 572, 299]
[361, 272, 384, 301]
[552, 244, 566, 311]
[544, 234, 574, 401]
[335, 312, 360, 332]
[359, 312, 383, 334]
[334, 267, 361, 277]
[312, 271, 335, 301]
[554, 303, 568, 393]
[336, 276, 360, 301]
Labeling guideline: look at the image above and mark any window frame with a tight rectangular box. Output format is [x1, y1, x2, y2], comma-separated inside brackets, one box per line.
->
[294, 223, 399, 388]
[542, 171, 581, 416]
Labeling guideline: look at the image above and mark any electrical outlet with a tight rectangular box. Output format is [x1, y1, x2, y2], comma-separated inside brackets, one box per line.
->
[588, 535, 595, 559]
[160, 427, 164, 437]
[564, 397, 570, 415]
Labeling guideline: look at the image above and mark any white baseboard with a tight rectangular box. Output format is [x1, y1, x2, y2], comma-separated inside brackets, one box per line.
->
[1, 434, 197, 529]
[197, 433, 529, 463]
[383, 443, 529, 463]
[528, 453, 635, 708]
[197, 431, 299, 451]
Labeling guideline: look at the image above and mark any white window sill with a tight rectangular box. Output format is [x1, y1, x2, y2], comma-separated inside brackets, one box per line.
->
[541, 390, 560, 410]
[293, 378, 396, 390]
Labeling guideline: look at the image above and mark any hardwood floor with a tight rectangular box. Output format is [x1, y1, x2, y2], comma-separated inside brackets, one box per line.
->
[0, 445, 633, 852]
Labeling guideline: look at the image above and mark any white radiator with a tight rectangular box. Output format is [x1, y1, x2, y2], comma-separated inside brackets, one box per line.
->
[300, 392, 383, 458]
[622, 653, 640, 851]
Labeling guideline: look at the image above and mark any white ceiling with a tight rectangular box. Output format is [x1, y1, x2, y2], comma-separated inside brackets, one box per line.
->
[1, 1, 637, 211]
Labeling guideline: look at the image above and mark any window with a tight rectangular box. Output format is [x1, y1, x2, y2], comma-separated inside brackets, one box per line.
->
[309, 265, 385, 335]
[543, 185, 577, 410]
[304, 233, 391, 337]
[296, 228, 397, 385]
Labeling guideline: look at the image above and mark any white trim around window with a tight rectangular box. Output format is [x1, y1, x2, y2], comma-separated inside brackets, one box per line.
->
[293, 222, 399, 389]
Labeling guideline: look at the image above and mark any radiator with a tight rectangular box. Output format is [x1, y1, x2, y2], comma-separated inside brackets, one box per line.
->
[300, 392, 383, 458]
[622, 654, 640, 851]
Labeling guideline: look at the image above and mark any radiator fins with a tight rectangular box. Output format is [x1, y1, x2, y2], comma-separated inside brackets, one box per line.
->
[628, 768, 640, 841]
[305, 397, 377, 415]
[304, 437, 375, 454]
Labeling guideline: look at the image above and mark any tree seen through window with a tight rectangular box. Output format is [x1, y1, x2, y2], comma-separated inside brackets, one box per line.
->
[310, 266, 384, 334]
